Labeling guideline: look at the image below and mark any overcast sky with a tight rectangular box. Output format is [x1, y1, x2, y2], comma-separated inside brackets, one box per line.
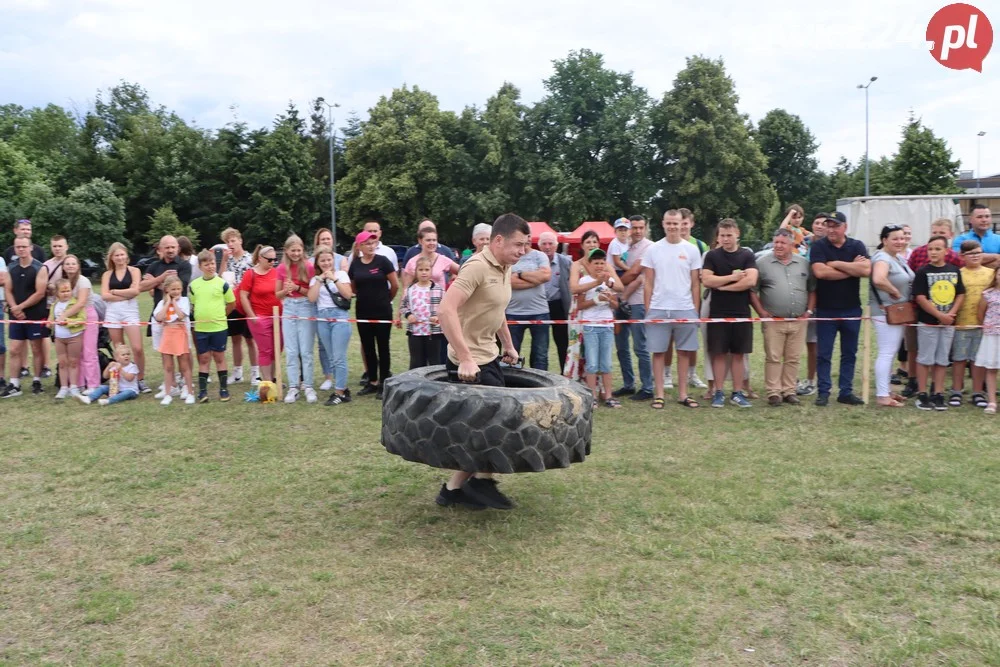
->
[2, 0, 998, 178]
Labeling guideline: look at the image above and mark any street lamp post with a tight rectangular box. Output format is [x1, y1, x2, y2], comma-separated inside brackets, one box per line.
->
[856, 76, 878, 197]
[977, 131, 987, 194]
[320, 99, 340, 251]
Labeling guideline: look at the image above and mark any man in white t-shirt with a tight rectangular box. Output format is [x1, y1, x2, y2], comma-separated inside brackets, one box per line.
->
[640, 209, 702, 408]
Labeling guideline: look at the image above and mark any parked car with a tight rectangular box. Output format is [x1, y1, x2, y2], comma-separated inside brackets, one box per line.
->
[387, 244, 407, 267]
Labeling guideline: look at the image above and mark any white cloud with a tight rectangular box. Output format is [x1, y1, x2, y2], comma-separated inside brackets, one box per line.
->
[2, 0, 998, 178]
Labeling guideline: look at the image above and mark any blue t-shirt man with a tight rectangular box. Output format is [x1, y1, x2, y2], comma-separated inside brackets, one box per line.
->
[952, 228, 1000, 254]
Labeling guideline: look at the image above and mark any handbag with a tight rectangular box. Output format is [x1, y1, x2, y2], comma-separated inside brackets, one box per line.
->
[322, 278, 352, 311]
[871, 255, 917, 325]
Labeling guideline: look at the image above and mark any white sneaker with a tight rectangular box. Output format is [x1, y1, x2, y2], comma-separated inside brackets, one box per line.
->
[161, 395, 173, 406]
[305, 387, 318, 403]
[180, 386, 190, 400]
[55, 387, 69, 399]
[229, 367, 244, 385]
[77, 393, 91, 405]
[69, 387, 81, 398]
[250, 367, 260, 387]
[688, 372, 707, 389]
[155, 389, 167, 399]
[664, 369, 674, 390]
[319, 379, 333, 391]
[185, 394, 196, 405]
[98, 398, 109, 406]
[284, 388, 299, 403]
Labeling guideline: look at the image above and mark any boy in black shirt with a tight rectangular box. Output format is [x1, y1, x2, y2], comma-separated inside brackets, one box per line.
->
[912, 236, 965, 410]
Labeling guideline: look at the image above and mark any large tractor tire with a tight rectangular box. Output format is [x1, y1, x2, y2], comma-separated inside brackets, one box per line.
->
[381, 366, 593, 474]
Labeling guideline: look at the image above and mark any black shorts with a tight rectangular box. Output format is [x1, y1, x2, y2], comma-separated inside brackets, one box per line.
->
[706, 321, 753, 356]
[227, 312, 251, 337]
[195, 330, 228, 355]
[445, 357, 505, 387]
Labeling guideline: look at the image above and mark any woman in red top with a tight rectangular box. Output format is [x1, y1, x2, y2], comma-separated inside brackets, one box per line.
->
[239, 245, 282, 383]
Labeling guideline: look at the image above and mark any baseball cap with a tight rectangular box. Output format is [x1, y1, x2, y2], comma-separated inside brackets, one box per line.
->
[822, 212, 847, 226]
[355, 231, 377, 245]
[613, 218, 631, 229]
[587, 248, 607, 260]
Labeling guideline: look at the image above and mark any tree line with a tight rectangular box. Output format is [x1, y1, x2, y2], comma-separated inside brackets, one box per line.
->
[0, 50, 962, 260]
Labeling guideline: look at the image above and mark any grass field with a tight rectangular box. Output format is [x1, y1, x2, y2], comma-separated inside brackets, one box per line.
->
[3, 294, 1000, 665]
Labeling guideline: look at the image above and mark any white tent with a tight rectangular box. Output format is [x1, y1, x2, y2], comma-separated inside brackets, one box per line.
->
[836, 196, 964, 249]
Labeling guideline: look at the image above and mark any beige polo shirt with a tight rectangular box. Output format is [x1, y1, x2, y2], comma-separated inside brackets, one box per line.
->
[447, 247, 512, 365]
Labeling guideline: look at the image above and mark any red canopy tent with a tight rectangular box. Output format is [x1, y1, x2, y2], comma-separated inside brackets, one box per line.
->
[527, 221, 559, 245]
[559, 221, 617, 258]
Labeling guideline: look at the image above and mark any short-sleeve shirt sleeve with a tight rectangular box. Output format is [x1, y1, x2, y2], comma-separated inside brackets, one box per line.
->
[450, 257, 487, 298]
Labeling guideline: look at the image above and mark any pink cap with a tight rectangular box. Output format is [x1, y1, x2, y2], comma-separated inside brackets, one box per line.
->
[355, 231, 376, 245]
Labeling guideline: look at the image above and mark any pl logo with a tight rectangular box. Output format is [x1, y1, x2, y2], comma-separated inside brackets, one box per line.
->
[927, 3, 993, 72]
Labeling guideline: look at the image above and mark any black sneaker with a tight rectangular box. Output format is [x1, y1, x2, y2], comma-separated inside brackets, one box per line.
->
[41, 366, 53, 379]
[837, 393, 864, 406]
[612, 386, 636, 397]
[462, 477, 515, 510]
[31, 380, 43, 395]
[0, 383, 22, 398]
[915, 392, 933, 410]
[198, 390, 209, 404]
[19, 367, 29, 378]
[932, 393, 948, 411]
[435, 483, 486, 510]
[219, 388, 230, 402]
[358, 383, 379, 396]
[375, 387, 384, 401]
[629, 389, 654, 401]
[359, 371, 369, 387]
[324, 392, 349, 406]
[901, 378, 918, 398]
[815, 393, 830, 407]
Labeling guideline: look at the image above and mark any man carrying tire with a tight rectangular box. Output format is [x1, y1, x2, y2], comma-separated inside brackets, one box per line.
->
[436, 213, 530, 510]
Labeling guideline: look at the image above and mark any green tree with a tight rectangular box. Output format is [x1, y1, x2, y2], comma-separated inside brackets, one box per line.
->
[32, 178, 126, 260]
[530, 50, 655, 224]
[828, 155, 895, 202]
[756, 109, 823, 211]
[144, 204, 199, 247]
[337, 85, 476, 242]
[891, 113, 960, 195]
[2, 104, 82, 191]
[238, 112, 325, 243]
[651, 56, 776, 239]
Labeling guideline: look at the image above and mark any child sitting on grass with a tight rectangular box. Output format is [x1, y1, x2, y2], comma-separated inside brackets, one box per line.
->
[76, 343, 140, 406]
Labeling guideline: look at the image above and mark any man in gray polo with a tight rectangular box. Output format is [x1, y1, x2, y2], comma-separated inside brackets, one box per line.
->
[750, 229, 816, 406]
[506, 245, 552, 370]
[539, 231, 572, 371]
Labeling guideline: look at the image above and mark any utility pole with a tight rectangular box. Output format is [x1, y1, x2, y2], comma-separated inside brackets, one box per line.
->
[856, 76, 878, 197]
[320, 99, 340, 251]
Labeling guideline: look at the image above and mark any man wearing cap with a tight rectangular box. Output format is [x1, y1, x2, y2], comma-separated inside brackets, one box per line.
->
[809, 211, 870, 406]
[613, 215, 654, 400]
[2, 219, 47, 265]
[436, 213, 527, 510]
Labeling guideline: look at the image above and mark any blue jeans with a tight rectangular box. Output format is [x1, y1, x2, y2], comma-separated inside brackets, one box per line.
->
[317, 336, 332, 377]
[316, 307, 352, 391]
[507, 313, 551, 371]
[816, 306, 862, 397]
[583, 326, 614, 374]
[87, 385, 138, 404]
[615, 303, 652, 392]
[282, 298, 316, 389]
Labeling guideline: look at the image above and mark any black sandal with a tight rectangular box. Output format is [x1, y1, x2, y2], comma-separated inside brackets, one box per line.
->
[678, 396, 700, 408]
[651, 397, 665, 409]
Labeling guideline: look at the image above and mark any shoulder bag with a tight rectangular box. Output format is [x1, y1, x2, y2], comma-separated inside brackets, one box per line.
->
[871, 257, 916, 325]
